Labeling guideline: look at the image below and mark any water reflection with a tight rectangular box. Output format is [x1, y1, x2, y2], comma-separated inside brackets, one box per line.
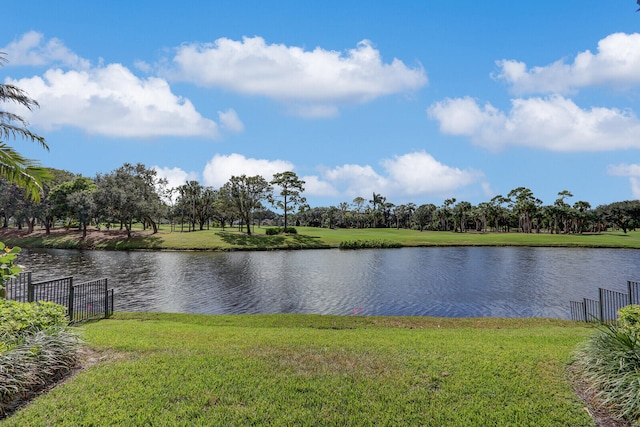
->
[19, 247, 640, 319]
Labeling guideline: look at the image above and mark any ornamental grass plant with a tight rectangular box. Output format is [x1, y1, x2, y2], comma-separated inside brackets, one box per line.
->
[574, 305, 640, 424]
[0, 300, 81, 418]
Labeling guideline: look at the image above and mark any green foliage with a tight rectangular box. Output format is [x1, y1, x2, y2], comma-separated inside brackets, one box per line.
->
[265, 227, 298, 235]
[617, 304, 640, 334]
[339, 239, 402, 249]
[0, 327, 81, 417]
[0, 300, 68, 351]
[0, 300, 77, 418]
[574, 313, 640, 423]
[0, 242, 22, 298]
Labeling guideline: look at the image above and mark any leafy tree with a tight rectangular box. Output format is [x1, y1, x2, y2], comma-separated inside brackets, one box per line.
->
[601, 200, 640, 233]
[352, 197, 366, 228]
[222, 175, 272, 235]
[0, 53, 52, 201]
[508, 187, 541, 233]
[67, 189, 96, 237]
[369, 193, 386, 228]
[413, 203, 436, 231]
[49, 176, 96, 229]
[94, 163, 166, 238]
[269, 171, 307, 230]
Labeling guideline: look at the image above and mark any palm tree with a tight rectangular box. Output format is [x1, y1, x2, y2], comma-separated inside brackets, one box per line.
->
[0, 52, 51, 201]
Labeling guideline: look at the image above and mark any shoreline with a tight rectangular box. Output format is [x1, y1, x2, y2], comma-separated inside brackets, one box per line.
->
[1, 226, 640, 251]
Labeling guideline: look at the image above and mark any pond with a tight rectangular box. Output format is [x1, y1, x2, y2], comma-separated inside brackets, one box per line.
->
[18, 247, 640, 319]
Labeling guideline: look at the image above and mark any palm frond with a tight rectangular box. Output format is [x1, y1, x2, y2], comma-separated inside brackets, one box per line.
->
[0, 143, 53, 202]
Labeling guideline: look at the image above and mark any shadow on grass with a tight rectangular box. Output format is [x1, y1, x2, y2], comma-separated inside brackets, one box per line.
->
[216, 231, 329, 249]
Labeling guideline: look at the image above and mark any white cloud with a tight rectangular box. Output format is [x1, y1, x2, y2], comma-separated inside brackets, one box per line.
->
[202, 153, 294, 187]
[380, 152, 481, 196]
[631, 178, 640, 199]
[427, 95, 640, 152]
[306, 151, 481, 200]
[2, 31, 90, 69]
[300, 175, 339, 197]
[217, 108, 244, 132]
[153, 166, 199, 190]
[494, 32, 640, 95]
[6, 64, 220, 138]
[318, 164, 388, 198]
[199, 151, 482, 202]
[168, 37, 426, 116]
[607, 163, 640, 176]
[608, 164, 640, 199]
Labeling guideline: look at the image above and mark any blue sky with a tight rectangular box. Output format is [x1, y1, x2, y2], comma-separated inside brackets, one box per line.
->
[3, 1, 640, 209]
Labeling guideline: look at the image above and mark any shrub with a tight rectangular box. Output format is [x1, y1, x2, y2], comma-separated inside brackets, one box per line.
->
[265, 227, 298, 235]
[0, 300, 79, 418]
[0, 300, 68, 347]
[574, 310, 640, 423]
[0, 327, 81, 417]
[617, 304, 640, 334]
[265, 228, 280, 235]
[339, 239, 402, 249]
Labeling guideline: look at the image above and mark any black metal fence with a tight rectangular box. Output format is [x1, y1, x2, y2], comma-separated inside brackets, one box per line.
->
[5, 272, 113, 323]
[570, 280, 640, 323]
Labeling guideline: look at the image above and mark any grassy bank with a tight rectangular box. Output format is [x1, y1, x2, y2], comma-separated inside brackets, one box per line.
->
[2, 313, 597, 426]
[2, 225, 640, 251]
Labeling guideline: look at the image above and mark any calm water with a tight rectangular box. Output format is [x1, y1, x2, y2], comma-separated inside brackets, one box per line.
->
[18, 247, 640, 319]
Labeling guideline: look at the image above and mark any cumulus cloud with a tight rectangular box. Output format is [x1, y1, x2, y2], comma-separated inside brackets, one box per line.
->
[2, 31, 90, 69]
[307, 151, 481, 200]
[153, 166, 199, 190]
[168, 37, 427, 116]
[1, 32, 236, 139]
[494, 32, 640, 95]
[608, 164, 640, 199]
[198, 151, 482, 201]
[217, 108, 244, 132]
[427, 95, 640, 152]
[202, 153, 294, 187]
[607, 163, 640, 177]
[7, 65, 219, 138]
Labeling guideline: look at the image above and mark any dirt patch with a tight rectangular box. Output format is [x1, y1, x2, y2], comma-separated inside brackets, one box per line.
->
[569, 364, 631, 427]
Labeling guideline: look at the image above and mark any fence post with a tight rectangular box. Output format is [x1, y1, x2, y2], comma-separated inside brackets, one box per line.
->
[599, 288, 605, 322]
[104, 278, 109, 319]
[27, 272, 34, 302]
[67, 277, 74, 322]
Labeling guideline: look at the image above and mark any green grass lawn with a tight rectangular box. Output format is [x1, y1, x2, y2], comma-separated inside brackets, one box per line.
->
[2, 313, 598, 426]
[4, 225, 640, 250]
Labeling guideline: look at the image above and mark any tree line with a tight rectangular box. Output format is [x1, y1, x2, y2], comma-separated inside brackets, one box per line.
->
[1, 162, 640, 236]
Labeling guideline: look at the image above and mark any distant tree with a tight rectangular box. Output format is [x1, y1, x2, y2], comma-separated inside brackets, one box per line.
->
[49, 176, 96, 229]
[508, 187, 541, 233]
[369, 193, 386, 228]
[222, 175, 272, 235]
[94, 163, 165, 238]
[67, 189, 96, 237]
[352, 197, 366, 228]
[602, 200, 640, 233]
[269, 171, 307, 230]
[413, 203, 436, 231]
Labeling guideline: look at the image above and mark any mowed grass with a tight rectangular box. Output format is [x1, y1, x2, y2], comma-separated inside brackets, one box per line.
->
[3, 313, 597, 426]
[5, 225, 640, 250]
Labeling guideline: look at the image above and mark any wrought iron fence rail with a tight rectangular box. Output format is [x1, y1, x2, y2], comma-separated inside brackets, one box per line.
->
[570, 280, 640, 323]
[5, 272, 113, 323]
